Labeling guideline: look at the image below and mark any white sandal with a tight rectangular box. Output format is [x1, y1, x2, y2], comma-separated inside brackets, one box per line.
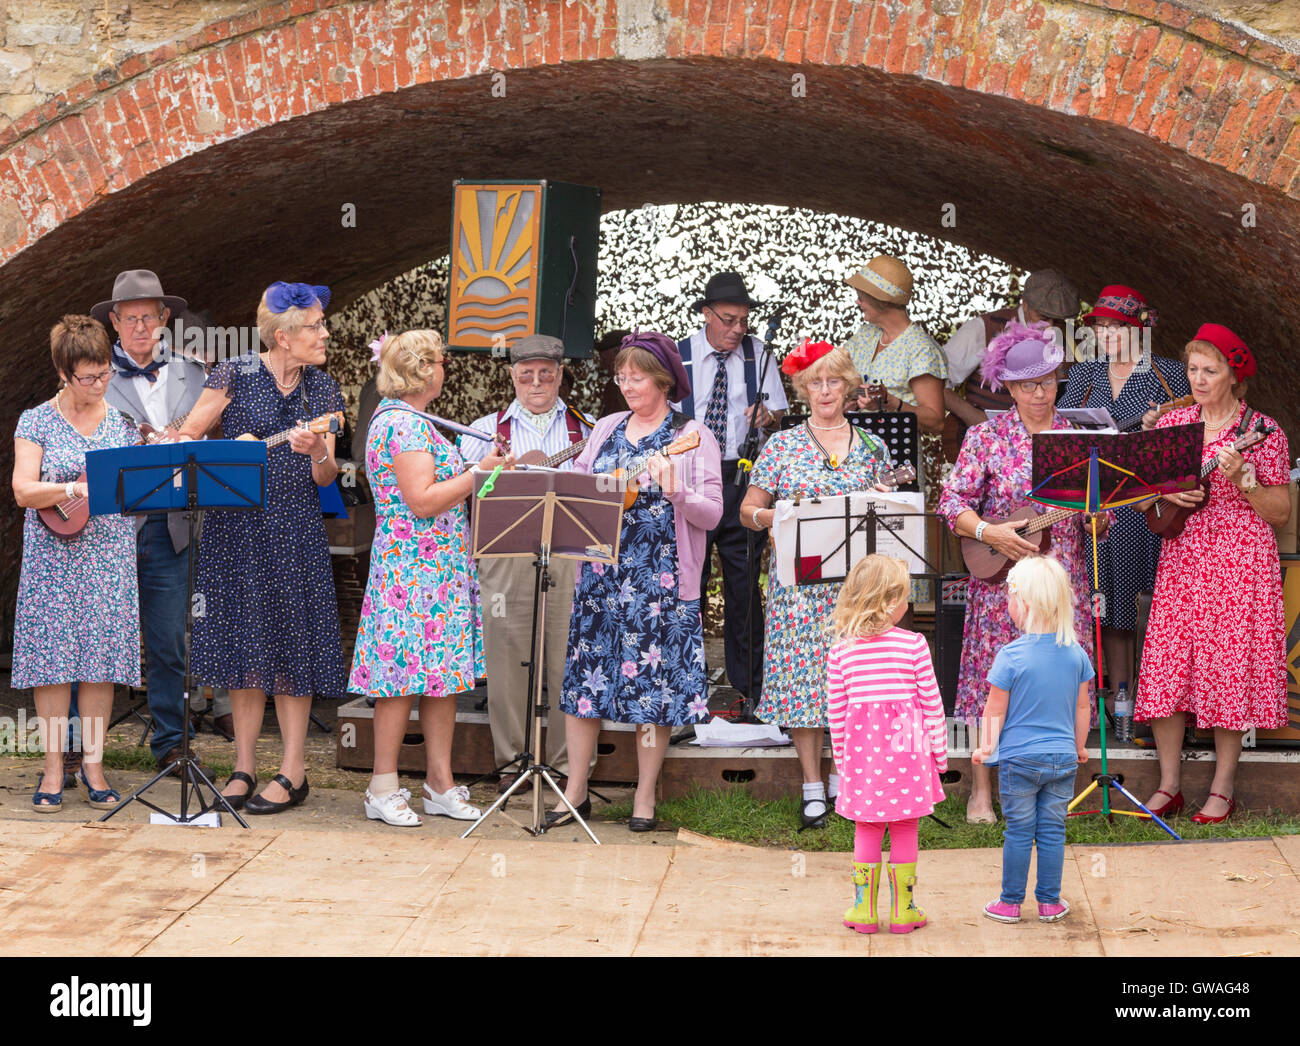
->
[422, 782, 481, 820]
[364, 788, 421, 827]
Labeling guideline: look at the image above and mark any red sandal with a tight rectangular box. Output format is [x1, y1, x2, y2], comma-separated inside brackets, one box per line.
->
[1191, 792, 1236, 825]
[1146, 789, 1184, 818]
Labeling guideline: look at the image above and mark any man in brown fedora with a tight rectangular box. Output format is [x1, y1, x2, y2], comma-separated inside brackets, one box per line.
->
[941, 269, 1081, 439]
[91, 269, 227, 771]
[674, 273, 787, 709]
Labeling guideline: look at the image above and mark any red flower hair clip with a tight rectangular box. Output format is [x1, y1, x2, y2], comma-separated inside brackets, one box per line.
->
[781, 338, 835, 375]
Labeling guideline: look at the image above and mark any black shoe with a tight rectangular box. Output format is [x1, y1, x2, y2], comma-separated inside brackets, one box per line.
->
[800, 797, 829, 829]
[220, 771, 257, 811]
[244, 773, 309, 815]
[628, 815, 658, 833]
[544, 796, 590, 828]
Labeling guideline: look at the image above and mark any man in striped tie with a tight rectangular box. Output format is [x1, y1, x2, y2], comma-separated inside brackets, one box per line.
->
[460, 335, 594, 792]
[675, 274, 788, 712]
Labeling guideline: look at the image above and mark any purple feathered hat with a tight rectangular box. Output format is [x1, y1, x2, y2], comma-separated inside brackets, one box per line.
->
[980, 321, 1063, 392]
[620, 331, 692, 401]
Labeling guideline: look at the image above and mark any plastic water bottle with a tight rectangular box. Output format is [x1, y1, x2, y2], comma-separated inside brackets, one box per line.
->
[1114, 682, 1133, 743]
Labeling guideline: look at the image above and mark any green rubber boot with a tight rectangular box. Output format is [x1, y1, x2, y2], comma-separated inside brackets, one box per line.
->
[888, 862, 928, 933]
[843, 862, 880, 934]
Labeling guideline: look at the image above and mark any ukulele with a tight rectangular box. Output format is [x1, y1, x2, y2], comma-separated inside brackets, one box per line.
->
[515, 439, 588, 469]
[961, 503, 1085, 584]
[1143, 418, 1274, 539]
[235, 411, 344, 447]
[38, 472, 90, 538]
[605, 431, 702, 509]
[1110, 395, 1194, 431]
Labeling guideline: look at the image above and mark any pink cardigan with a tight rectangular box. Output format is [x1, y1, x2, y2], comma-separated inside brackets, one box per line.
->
[572, 411, 723, 600]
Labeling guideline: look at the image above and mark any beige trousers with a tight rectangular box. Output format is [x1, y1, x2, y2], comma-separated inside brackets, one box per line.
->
[477, 555, 589, 776]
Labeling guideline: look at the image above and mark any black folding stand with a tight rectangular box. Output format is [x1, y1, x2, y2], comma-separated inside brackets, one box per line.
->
[88, 440, 265, 827]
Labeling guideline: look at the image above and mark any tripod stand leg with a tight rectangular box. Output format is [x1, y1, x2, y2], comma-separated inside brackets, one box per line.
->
[1109, 778, 1181, 840]
[460, 768, 538, 838]
[1068, 778, 1100, 813]
[538, 769, 600, 845]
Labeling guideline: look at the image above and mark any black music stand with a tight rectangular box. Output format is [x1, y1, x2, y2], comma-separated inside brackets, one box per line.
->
[86, 439, 266, 827]
[460, 466, 625, 844]
[772, 490, 952, 830]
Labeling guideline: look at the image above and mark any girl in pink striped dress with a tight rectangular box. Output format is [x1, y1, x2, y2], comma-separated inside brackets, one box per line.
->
[828, 556, 947, 935]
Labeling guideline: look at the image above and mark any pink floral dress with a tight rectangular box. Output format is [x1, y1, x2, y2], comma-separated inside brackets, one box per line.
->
[349, 401, 483, 698]
[1136, 403, 1289, 729]
[938, 409, 1097, 723]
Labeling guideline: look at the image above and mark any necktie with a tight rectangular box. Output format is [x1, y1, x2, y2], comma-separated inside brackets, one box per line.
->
[111, 343, 165, 383]
[704, 351, 729, 453]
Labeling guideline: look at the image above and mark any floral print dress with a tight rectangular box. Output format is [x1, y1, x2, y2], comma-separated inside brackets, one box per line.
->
[560, 415, 708, 726]
[938, 409, 1097, 723]
[1136, 403, 1289, 730]
[12, 400, 142, 688]
[349, 401, 484, 698]
[750, 425, 891, 728]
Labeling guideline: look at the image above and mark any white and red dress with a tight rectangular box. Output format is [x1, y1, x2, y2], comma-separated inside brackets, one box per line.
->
[827, 627, 948, 823]
[1136, 403, 1289, 730]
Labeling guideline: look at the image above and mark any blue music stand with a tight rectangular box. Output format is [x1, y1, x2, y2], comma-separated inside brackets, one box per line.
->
[86, 439, 266, 827]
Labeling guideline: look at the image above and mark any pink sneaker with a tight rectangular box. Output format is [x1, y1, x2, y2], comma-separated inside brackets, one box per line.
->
[1038, 899, 1070, 922]
[983, 899, 1021, 923]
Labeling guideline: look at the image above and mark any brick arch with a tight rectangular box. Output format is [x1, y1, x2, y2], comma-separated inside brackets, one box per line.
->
[2, 1, 1300, 485]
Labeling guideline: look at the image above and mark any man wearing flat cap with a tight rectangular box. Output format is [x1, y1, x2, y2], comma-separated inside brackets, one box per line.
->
[460, 335, 594, 791]
[941, 268, 1080, 441]
[674, 273, 787, 708]
[91, 269, 221, 772]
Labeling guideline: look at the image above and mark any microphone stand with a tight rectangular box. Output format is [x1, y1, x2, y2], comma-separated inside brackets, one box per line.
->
[733, 306, 784, 722]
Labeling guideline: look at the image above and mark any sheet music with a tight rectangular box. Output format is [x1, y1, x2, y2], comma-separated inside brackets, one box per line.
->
[771, 490, 926, 586]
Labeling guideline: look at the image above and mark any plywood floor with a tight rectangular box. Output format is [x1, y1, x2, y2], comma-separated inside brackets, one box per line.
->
[1, 821, 1296, 957]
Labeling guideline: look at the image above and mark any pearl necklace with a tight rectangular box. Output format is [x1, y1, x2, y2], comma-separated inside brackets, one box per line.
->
[1202, 401, 1239, 432]
[807, 418, 849, 430]
[266, 353, 302, 392]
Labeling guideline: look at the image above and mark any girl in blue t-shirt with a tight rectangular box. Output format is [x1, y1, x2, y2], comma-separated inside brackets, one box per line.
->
[972, 555, 1093, 924]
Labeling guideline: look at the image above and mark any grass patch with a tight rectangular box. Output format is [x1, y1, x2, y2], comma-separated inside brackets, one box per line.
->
[598, 786, 1300, 850]
[101, 744, 232, 779]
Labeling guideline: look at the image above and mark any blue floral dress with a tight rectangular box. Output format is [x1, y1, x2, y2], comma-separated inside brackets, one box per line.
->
[349, 402, 483, 697]
[12, 400, 141, 687]
[750, 425, 891, 728]
[191, 359, 347, 698]
[561, 416, 709, 726]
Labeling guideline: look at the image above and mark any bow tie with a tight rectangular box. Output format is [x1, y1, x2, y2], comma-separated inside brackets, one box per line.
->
[112, 344, 165, 384]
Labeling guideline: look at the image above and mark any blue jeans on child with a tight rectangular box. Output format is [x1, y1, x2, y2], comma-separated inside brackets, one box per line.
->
[998, 753, 1077, 905]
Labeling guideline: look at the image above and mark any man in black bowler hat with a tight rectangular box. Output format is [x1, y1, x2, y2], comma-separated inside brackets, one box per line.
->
[674, 273, 787, 708]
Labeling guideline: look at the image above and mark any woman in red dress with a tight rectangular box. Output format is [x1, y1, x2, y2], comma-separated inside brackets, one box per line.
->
[1136, 324, 1290, 824]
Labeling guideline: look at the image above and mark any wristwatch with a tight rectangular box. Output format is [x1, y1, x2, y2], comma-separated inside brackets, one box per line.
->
[65, 481, 75, 499]
[974, 520, 989, 543]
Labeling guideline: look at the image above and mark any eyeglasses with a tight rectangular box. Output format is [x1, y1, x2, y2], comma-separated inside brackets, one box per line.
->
[515, 368, 559, 385]
[71, 370, 113, 386]
[806, 378, 845, 391]
[1016, 377, 1059, 393]
[707, 307, 749, 330]
[298, 320, 328, 333]
[113, 312, 163, 328]
[614, 372, 652, 388]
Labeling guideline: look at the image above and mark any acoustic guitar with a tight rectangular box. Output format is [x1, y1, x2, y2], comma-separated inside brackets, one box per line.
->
[1143, 418, 1274, 539]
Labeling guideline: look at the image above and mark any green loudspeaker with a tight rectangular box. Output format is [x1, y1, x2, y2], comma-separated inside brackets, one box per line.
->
[447, 180, 601, 358]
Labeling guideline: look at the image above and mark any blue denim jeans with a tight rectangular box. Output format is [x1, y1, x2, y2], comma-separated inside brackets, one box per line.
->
[997, 754, 1077, 905]
[137, 515, 190, 759]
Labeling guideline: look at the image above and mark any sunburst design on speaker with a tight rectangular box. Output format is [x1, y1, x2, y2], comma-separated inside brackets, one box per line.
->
[448, 183, 541, 350]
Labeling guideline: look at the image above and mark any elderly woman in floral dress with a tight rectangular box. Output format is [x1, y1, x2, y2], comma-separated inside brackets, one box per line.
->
[939, 322, 1100, 823]
[348, 330, 511, 826]
[741, 340, 895, 828]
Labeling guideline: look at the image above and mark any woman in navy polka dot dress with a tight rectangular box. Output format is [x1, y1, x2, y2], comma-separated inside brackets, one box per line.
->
[179, 283, 346, 814]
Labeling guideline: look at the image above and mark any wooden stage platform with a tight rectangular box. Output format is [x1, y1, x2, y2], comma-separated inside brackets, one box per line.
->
[1, 819, 1297, 957]
[335, 691, 1300, 811]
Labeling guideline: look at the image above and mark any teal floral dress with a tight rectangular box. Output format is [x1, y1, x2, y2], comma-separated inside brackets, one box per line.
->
[349, 401, 483, 698]
[750, 425, 891, 728]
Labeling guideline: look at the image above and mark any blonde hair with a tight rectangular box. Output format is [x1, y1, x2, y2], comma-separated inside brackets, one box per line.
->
[831, 555, 909, 641]
[1005, 555, 1076, 646]
[791, 346, 861, 407]
[1183, 339, 1246, 398]
[613, 345, 672, 394]
[256, 290, 319, 350]
[376, 329, 445, 398]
